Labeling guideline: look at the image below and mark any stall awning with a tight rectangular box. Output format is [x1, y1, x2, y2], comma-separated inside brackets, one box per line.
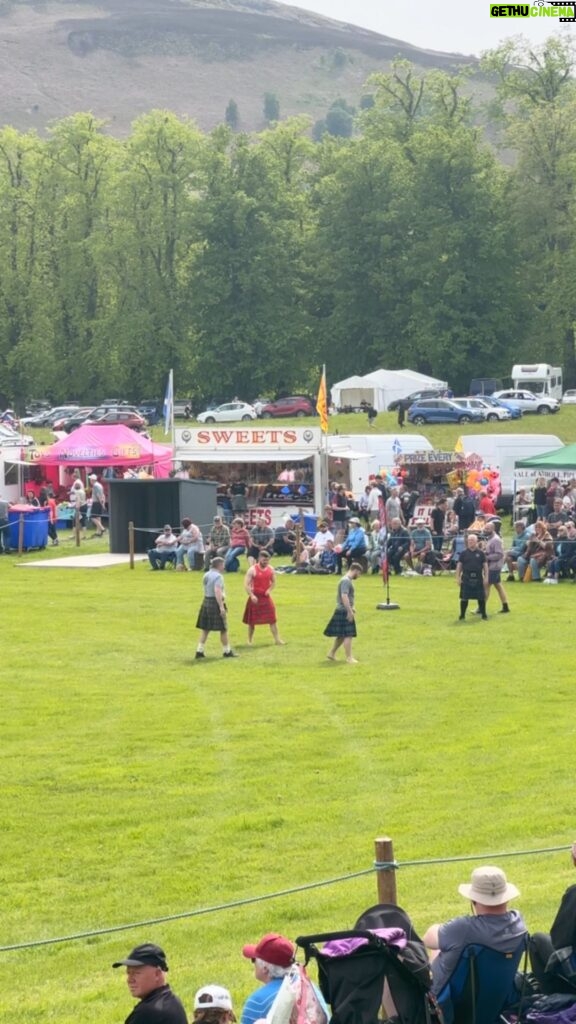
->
[176, 450, 316, 463]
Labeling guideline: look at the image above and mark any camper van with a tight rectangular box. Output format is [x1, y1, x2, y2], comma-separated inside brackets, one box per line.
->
[511, 364, 563, 400]
[456, 433, 563, 511]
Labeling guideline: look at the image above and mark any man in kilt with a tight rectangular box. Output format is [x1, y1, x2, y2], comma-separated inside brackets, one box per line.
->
[456, 533, 488, 621]
[242, 550, 285, 646]
[324, 562, 363, 664]
[195, 557, 237, 659]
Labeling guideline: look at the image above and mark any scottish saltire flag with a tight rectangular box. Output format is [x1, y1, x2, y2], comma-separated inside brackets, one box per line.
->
[316, 366, 328, 433]
[392, 437, 402, 456]
[163, 369, 173, 435]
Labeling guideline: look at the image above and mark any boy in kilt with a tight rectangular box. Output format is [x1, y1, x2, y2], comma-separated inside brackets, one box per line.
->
[324, 562, 363, 664]
[195, 557, 237, 659]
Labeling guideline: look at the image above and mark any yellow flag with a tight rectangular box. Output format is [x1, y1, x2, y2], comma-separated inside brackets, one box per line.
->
[316, 368, 328, 433]
[454, 436, 464, 454]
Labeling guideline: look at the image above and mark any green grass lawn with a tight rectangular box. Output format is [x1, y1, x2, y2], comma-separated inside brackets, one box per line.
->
[2, 553, 576, 1023]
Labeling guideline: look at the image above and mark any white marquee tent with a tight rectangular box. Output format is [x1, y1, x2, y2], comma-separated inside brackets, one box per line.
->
[331, 369, 448, 412]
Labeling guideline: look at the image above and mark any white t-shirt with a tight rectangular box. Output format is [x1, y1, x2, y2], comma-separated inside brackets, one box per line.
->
[313, 529, 334, 551]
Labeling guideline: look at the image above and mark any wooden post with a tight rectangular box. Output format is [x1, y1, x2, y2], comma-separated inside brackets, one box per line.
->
[129, 521, 135, 570]
[18, 514, 24, 556]
[74, 509, 81, 547]
[375, 836, 397, 906]
[295, 522, 302, 564]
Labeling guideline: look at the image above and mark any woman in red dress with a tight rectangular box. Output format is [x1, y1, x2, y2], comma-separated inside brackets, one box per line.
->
[242, 550, 285, 645]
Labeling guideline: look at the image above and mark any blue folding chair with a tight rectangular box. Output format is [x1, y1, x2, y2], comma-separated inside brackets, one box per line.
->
[436, 938, 528, 1024]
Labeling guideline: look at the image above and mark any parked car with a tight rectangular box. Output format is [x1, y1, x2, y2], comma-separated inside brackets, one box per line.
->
[84, 407, 147, 431]
[197, 401, 257, 424]
[562, 389, 576, 405]
[388, 388, 446, 412]
[21, 405, 80, 427]
[407, 398, 485, 425]
[174, 399, 194, 419]
[476, 394, 522, 420]
[492, 389, 560, 415]
[53, 407, 96, 432]
[260, 396, 315, 419]
[137, 401, 160, 426]
[452, 397, 510, 422]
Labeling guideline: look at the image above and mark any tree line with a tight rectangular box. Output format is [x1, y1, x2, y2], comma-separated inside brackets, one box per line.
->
[0, 36, 574, 410]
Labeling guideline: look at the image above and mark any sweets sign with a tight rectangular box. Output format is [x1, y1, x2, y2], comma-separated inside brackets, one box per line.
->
[175, 426, 321, 458]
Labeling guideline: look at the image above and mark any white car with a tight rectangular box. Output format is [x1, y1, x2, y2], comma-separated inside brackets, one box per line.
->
[197, 401, 257, 424]
[492, 389, 560, 415]
[562, 389, 576, 405]
[452, 397, 511, 422]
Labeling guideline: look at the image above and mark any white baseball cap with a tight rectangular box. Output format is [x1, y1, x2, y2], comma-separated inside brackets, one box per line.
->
[194, 986, 234, 1013]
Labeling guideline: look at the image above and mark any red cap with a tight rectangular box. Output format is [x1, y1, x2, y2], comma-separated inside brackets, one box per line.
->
[242, 933, 295, 968]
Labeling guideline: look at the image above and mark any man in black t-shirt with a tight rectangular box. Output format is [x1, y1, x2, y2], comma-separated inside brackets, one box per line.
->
[456, 533, 488, 620]
[113, 943, 187, 1024]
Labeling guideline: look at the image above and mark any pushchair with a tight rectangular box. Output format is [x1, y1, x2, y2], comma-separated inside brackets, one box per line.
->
[296, 903, 443, 1024]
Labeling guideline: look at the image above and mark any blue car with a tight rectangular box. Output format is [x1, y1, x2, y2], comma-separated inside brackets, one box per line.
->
[407, 398, 485, 425]
[475, 394, 522, 420]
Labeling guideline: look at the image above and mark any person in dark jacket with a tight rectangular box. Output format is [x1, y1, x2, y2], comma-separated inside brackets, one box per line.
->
[113, 943, 187, 1024]
[453, 487, 476, 531]
[529, 845, 576, 995]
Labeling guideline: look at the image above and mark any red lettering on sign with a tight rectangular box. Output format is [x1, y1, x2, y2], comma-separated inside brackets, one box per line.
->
[284, 430, 297, 443]
[213, 431, 233, 444]
[236, 431, 249, 444]
[197, 430, 210, 444]
[252, 431, 265, 444]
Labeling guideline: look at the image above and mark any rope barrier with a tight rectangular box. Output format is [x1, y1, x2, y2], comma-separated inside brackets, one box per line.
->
[1, 845, 570, 954]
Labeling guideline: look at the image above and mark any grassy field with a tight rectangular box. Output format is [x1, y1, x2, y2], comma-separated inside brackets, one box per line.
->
[2, 543, 576, 1023]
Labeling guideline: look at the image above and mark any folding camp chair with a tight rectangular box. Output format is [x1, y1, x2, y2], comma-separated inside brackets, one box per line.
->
[436, 938, 528, 1024]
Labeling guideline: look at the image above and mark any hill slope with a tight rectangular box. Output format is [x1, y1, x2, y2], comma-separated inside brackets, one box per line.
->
[0, 0, 477, 135]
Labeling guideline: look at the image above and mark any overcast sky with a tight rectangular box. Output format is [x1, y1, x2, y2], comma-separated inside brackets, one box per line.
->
[283, 0, 575, 57]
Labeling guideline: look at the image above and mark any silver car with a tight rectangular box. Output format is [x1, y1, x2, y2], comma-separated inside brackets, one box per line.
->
[452, 397, 511, 422]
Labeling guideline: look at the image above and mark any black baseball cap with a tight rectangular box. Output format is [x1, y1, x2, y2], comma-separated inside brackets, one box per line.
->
[112, 943, 168, 971]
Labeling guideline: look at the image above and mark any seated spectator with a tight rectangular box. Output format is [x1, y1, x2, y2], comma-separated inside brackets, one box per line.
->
[516, 520, 554, 582]
[441, 532, 466, 571]
[546, 498, 569, 539]
[409, 518, 443, 574]
[366, 519, 386, 574]
[468, 511, 488, 536]
[336, 517, 367, 575]
[176, 518, 205, 571]
[225, 517, 252, 573]
[423, 866, 527, 1000]
[273, 518, 297, 557]
[505, 520, 533, 581]
[240, 933, 296, 1024]
[545, 521, 576, 582]
[308, 521, 334, 560]
[313, 538, 337, 574]
[148, 524, 178, 570]
[193, 985, 236, 1024]
[387, 518, 411, 575]
[204, 515, 231, 570]
[529, 844, 576, 995]
[247, 517, 275, 565]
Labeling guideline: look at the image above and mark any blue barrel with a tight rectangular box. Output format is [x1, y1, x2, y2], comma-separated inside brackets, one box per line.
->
[8, 506, 50, 550]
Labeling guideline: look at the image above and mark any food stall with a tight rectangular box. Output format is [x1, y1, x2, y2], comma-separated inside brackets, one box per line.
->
[174, 425, 325, 526]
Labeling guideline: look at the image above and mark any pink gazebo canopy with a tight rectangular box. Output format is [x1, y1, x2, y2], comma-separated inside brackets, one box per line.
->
[36, 424, 173, 476]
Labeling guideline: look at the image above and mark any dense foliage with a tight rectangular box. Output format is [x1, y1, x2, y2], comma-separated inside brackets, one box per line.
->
[0, 37, 574, 408]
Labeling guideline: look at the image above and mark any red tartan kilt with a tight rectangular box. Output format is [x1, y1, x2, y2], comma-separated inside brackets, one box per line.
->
[243, 595, 277, 625]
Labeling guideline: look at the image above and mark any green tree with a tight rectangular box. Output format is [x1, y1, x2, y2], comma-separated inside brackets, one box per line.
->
[482, 37, 576, 383]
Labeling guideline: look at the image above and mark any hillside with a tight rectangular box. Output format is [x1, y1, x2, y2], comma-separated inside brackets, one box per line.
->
[0, 0, 478, 135]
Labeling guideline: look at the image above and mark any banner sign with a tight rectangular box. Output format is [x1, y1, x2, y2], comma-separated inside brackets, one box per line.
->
[175, 426, 321, 459]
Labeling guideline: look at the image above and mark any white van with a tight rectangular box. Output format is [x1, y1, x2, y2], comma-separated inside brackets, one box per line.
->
[456, 433, 563, 510]
[328, 434, 433, 497]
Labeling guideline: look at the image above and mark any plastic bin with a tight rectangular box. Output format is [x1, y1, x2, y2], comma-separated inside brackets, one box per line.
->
[8, 506, 50, 550]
